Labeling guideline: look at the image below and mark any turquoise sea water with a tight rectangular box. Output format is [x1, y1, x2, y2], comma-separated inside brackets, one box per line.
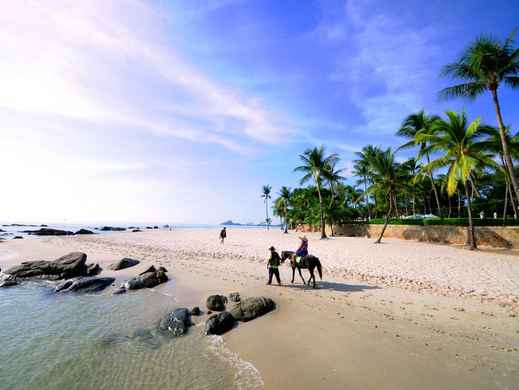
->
[0, 283, 261, 390]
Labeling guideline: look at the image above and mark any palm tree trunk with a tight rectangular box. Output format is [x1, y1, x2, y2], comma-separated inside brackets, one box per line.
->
[265, 199, 269, 230]
[284, 203, 288, 233]
[509, 182, 518, 218]
[503, 181, 509, 222]
[316, 184, 327, 239]
[375, 195, 393, 244]
[492, 88, 519, 203]
[465, 182, 477, 250]
[364, 176, 370, 219]
[425, 152, 442, 217]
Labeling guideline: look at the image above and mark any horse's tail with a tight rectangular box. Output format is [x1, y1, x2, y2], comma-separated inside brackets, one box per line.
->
[316, 259, 322, 279]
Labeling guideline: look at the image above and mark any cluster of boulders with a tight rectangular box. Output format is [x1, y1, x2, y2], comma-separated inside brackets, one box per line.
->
[113, 265, 168, 294]
[20, 228, 95, 236]
[156, 293, 275, 338]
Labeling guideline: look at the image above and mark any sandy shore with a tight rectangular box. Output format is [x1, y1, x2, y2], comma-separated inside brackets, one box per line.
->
[1, 228, 519, 389]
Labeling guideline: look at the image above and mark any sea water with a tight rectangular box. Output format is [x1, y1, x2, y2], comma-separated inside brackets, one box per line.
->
[0, 283, 262, 390]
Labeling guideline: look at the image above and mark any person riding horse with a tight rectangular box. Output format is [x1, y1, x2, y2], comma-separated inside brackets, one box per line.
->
[280, 236, 322, 288]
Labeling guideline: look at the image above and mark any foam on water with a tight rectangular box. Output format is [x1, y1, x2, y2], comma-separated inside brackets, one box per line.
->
[208, 335, 264, 390]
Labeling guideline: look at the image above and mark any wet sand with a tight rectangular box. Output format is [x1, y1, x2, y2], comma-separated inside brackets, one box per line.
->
[1, 229, 518, 389]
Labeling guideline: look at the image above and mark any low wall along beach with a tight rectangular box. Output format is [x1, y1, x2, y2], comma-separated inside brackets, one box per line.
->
[297, 223, 519, 248]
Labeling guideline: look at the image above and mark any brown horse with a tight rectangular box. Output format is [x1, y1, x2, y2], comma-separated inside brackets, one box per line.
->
[280, 251, 322, 288]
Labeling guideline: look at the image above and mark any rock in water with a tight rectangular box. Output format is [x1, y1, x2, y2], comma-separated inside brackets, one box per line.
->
[112, 286, 127, 295]
[5, 252, 88, 280]
[13, 236, 23, 240]
[190, 306, 202, 316]
[205, 312, 236, 335]
[55, 277, 115, 293]
[229, 292, 241, 302]
[124, 267, 168, 290]
[229, 297, 276, 322]
[206, 295, 228, 311]
[86, 263, 102, 276]
[22, 228, 74, 236]
[75, 229, 94, 235]
[109, 258, 140, 271]
[0, 280, 18, 288]
[159, 308, 192, 336]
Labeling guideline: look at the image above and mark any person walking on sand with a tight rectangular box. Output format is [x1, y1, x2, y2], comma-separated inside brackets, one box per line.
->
[219, 227, 227, 244]
[267, 246, 281, 285]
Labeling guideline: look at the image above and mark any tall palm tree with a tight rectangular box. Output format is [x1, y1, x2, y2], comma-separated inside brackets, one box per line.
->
[278, 186, 291, 233]
[397, 110, 442, 217]
[261, 185, 272, 230]
[479, 126, 519, 218]
[294, 146, 339, 239]
[364, 148, 404, 243]
[418, 111, 497, 250]
[401, 158, 421, 216]
[324, 160, 345, 236]
[440, 31, 519, 199]
[354, 145, 380, 219]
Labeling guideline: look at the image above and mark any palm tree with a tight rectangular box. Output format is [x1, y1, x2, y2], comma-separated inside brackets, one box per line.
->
[261, 185, 272, 230]
[397, 110, 442, 217]
[401, 158, 421, 216]
[278, 186, 291, 233]
[294, 146, 339, 239]
[354, 145, 380, 219]
[479, 126, 519, 218]
[365, 148, 403, 243]
[324, 160, 345, 236]
[418, 111, 497, 250]
[440, 31, 519, 199]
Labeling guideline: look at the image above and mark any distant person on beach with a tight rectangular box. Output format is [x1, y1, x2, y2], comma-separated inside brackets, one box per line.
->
[219, 227, 227, 244]
[267, 246, 281, 285]
[295, 236, 308, 258]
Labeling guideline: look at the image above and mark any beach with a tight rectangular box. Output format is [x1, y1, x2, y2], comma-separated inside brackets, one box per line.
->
[1, 228, 519, 389]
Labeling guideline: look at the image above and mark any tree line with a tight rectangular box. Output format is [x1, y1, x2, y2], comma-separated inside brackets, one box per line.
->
[261, 31, 519, 250]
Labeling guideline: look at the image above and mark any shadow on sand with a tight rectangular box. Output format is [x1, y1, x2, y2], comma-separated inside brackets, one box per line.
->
[281, 281, 380, 293]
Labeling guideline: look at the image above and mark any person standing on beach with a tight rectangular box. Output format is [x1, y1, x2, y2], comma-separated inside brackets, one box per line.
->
[219, 227, 227, 244]
[267, 246, 281, 285]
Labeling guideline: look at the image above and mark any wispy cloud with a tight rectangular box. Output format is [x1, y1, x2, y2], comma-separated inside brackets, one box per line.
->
[0, 0, 288, 154]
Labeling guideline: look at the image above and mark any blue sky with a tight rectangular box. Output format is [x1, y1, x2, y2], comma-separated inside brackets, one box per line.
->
[1, 0, 518, 224]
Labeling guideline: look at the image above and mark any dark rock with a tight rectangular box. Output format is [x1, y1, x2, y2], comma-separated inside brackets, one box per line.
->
[112, 286, 127, 295]
[5, 252, 87, 280]
[0, 280, 18, 288]
[146, 226, 153, 229]
[132, 229, 142, 232]
[229, 292, 241, 302]
[100, 226, 126, 231]
[109, 258, 140, 271]
[75, 229, 94, 235]
[229, 297, 276, 322]
[56, 277, 115, 293]
[206, 295, 228, 311]
[0, 229, 5, 232]
[205, 312, 236, 335]
[190, 306, 202, 316]
[159, 308, 192, 336]
[22, 228, 74, 236]
[124, 267, 168, 290]
[13, 236, 24, 239]
[153, 226, 159, 229]
[40, 224, 48, 227]
[86, 263, 102, 276]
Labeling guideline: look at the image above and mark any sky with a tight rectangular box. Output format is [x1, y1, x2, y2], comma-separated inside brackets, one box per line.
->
[1, 0, 518, 224]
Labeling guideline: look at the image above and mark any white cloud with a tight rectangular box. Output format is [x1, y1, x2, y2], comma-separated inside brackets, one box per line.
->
[0, 0, 288, 153]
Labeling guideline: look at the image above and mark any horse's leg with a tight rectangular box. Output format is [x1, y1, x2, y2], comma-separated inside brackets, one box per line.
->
[297, 266, 305, 284]
[309, 266, 316, 288]
[291, 266, 295, 284]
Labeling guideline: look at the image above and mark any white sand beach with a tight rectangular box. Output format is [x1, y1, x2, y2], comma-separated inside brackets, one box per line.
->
[1, 228, 519, 389]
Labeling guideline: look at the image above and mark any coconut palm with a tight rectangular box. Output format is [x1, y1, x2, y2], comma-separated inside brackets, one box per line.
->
[397, 110, 442, 217]
[294, 146, 339, 239]
[440, 31, 519, 199]
[354, 145, 380, 219]
[365, 148, 404, 243]
[324, 160, 345, 236]
[261, 185, 272, 230]
[418, 111, 497, 250]
[278, 186, 291, 233]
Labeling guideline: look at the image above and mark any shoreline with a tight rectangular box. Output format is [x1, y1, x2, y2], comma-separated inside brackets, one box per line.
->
[1, 228, 519, 389]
